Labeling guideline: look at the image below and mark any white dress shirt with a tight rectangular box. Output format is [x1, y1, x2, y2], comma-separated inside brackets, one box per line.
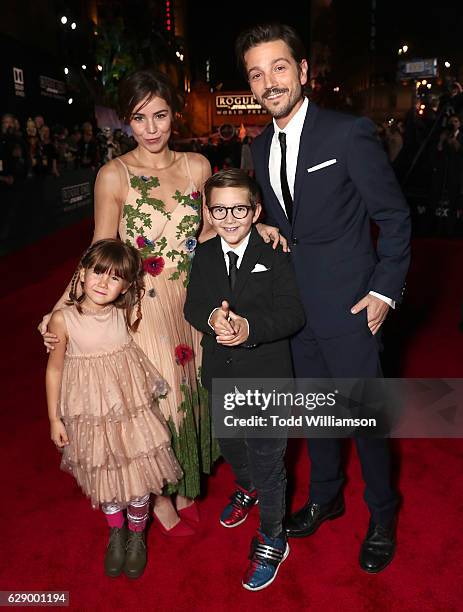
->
[220, 232, 251, 273]
[269, 97, 395, 308]
[208, 232, 252, 332]
[269, 97, 308, 206]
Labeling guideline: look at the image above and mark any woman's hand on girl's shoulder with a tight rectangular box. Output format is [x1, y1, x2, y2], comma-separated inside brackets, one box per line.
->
[45, 310, 68, 354]
[38, 311, 59, 352]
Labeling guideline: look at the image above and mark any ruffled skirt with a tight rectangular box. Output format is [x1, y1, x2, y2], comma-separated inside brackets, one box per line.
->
[59, 340, 182, 507]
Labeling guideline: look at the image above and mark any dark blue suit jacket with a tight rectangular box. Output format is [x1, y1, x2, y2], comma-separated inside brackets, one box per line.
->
[251, 102, 411, 339]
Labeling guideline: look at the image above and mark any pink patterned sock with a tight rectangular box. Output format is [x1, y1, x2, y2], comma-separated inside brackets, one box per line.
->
[127, 495, 150, 532]
[101, 504, 125, 529]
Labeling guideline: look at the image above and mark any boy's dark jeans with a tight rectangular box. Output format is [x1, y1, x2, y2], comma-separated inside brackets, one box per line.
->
[218, 435, 288, 539]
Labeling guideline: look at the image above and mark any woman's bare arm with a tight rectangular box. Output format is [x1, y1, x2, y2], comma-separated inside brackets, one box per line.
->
[38, 161, 126, 344]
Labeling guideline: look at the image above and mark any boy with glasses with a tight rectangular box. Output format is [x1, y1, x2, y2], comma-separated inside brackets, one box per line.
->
[184, 168, 305, 590]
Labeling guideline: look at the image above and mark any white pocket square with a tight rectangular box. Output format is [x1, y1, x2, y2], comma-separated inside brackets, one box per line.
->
[307, 159, 337, 173]
[251, 263, 269, 273]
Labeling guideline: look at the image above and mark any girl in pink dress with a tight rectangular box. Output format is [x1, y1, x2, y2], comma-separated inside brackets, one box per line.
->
[46, 239, 182, 579]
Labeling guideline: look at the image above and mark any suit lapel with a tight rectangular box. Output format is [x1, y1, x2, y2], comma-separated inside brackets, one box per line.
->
[232, 227, 264, 302]
[293, 101, 319, 226]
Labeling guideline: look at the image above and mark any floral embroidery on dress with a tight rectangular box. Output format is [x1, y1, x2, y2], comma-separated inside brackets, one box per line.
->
[143, 256, 165, 277]
[175, 344, 194, 366]
[123, 174, 201, 286]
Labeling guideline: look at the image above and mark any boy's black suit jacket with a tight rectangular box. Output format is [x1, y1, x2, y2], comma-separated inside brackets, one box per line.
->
[184, 227, 305, 391]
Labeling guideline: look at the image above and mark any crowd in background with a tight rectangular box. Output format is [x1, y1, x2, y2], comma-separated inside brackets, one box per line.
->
[2, 83, 463, 238]
[0, 113, 256, 188]
[375, 83, 463, 236]
[0, 113, 137, 185]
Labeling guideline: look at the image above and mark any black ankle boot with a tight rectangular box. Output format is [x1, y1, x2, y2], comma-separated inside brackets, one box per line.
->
[124, 529, 147, 579]
[104, 525, 128, 577]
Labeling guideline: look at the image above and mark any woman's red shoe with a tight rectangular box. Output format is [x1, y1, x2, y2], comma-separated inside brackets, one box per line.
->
[152, 513, 196, 536]
[178, 502, 200, 524]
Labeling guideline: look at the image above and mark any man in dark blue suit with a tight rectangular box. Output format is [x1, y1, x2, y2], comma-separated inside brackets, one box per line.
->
[235, 23, 411, 573]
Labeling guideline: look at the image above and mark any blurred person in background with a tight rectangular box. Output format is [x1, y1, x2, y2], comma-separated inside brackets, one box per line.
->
[78, 122, 99, 169]
[39, 125, 59, 177]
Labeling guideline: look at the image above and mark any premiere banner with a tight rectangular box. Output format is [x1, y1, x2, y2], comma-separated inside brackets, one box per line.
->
[211, 378, 463, 438]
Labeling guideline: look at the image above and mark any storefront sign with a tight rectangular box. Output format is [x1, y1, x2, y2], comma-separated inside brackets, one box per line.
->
[61, 181, 92, 212]
[215, 94, 267, 116]
[39, 75, 66, 100]
[397, 58, 437, 81]
[13, 67, 25, 97]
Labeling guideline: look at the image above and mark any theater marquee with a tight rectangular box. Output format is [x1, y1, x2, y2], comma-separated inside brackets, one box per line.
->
[215, 94, 267, 116]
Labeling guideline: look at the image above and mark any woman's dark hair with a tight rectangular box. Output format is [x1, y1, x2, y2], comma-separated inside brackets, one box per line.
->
[67, 239, 145, 332]
[204, 168, 261, 209]
[235, 22, 307, 78]
[118, 69, 180, 122]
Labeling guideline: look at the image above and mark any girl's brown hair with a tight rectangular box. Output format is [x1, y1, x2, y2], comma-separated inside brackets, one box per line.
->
[67, 239, 145, 332]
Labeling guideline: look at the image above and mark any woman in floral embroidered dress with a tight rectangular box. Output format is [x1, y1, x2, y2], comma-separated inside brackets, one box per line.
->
[39, 69, 285, 532]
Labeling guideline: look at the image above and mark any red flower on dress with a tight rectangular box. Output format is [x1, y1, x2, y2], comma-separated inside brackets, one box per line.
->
[136, 235, 146, 248]
[175, 344, 194, 366]
[143, 256, 165, 276]
[191, 191, 201, 200]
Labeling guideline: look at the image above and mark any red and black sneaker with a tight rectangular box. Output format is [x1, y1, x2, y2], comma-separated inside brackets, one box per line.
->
[220, 487, 258, 528]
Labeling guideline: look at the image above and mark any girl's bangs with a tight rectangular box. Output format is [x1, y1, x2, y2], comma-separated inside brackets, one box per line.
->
[88, 249, 129, 280]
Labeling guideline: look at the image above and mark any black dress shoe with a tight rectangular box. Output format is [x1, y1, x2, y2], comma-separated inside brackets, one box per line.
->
[359, 519, 396, 573]
[285, 491, 345, 538]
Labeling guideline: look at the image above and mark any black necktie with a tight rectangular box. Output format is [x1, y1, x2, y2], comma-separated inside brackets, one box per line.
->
[278, 132, 293, 223]
[227, 251, 239, 291]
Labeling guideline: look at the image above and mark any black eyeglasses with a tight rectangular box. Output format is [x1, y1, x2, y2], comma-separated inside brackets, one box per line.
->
[208, 205, 254, 220]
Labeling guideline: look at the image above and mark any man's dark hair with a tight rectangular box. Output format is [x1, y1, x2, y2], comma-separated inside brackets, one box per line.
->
[204, 168, 261, 208]
[235, 22, 307, 78]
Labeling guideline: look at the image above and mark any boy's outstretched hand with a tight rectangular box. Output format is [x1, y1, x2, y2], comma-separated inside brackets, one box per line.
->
[210, 300, 235, 336]
[211, 300, 250, 346]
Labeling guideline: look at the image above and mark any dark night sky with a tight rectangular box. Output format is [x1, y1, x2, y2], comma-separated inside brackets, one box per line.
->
[186, 1, 311, 89]
[185, 1, 463, 89]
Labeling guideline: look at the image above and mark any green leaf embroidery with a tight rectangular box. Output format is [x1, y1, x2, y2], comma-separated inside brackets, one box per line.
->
[123, 175, 200, 284]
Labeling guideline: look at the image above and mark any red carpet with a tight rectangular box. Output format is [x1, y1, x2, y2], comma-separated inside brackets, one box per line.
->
[0, 221, 462, 611]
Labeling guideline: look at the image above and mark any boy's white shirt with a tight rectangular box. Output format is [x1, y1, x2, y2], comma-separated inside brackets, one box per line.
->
[208, 231, 252, 334]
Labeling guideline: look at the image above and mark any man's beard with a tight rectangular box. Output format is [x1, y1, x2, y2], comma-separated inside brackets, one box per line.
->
[258, 86, 303, 119]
